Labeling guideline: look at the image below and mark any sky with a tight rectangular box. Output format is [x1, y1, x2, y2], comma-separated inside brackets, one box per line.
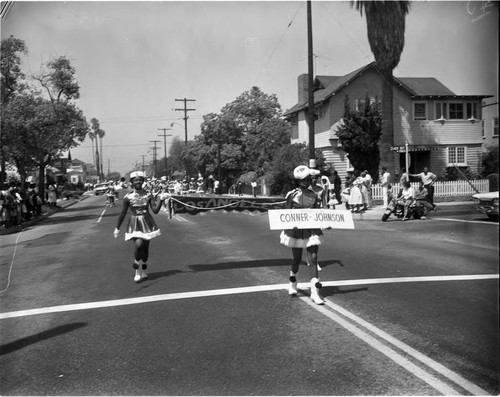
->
[1, 0, 498, 176]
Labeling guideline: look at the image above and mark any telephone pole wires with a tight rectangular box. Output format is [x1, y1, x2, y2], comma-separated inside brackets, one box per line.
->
[174, 98, 196, 146]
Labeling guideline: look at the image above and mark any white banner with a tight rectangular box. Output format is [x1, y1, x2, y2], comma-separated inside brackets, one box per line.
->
[268, 209, 355, 230]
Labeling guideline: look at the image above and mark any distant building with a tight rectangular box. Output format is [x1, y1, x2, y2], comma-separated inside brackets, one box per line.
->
[284, 62, 492, 180]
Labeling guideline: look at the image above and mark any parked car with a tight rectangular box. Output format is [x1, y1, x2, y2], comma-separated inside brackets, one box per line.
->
[93, 182, 109, 195]
[472, 191, 499, 220]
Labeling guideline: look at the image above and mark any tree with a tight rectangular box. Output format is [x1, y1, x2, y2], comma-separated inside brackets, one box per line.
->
[335, 94, 382, 182]
[350, 1, 411, 168]
[0, 36, 28, 183]
[196, 87, 290, 186]
[266, 143, 327, 196]
[2, 55, 88, 198]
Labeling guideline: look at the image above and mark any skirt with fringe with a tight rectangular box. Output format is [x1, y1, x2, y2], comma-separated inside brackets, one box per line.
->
[125, 213, 161, 241]
[280, 228, 323, 248]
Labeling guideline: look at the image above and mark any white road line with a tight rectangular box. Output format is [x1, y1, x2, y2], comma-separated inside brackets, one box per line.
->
[301, 297, 462, 395]
[321, 300, 490, 395]
[1, 274, 497, 320]
[433, 217, 498, 225]
[97, 208, 107, 223]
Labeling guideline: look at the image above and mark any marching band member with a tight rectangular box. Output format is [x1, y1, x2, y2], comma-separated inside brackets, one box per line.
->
[113, 171, 170, 282]
[280, 165, 325, 305]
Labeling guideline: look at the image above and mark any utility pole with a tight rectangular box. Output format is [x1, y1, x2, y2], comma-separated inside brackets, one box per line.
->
[149, 140, 161, 179]
[141, 155, 146, 173]
[157, 128, 172, 178]
[307, 0, 315, 169]
[175, 98, 196, 180]
[174, 98, 196, 146]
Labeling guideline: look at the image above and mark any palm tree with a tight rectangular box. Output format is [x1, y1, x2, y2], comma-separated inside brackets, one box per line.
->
[97, 128, 105, 179]
[90, 118, 101, 180]
[351, 0, 411, 170]
[88, 130, 96, 168]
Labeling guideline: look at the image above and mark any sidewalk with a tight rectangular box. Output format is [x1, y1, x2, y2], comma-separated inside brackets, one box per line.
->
[348, 200, 474, 221]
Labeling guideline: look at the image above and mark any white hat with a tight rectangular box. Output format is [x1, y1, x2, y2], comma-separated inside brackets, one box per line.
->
[130, 171, 146, 180]
[293, 165, 320, 180]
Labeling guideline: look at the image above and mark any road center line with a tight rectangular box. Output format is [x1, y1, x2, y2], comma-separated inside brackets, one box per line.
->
[301, 297, 462, 395]
[321, 300, 490, 395]
[0, 274, 497, 320]
[97, 208, 107, 223]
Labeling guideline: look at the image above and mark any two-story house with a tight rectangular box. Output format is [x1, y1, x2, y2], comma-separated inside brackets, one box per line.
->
[283, 62, 492, 180]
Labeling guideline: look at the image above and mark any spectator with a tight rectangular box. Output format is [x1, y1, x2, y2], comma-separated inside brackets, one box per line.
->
[400, 181, 415, 221]
[410, 167, 438, 209]
[414, 180, 434, 219]
[380, 167, 391, 208]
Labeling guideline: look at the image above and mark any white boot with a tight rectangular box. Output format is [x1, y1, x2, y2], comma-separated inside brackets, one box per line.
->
[140, 264, 148, 280]
[288, 272, 298, 295]
[310, 278, 325, 305]
[134, 269, 141, 282]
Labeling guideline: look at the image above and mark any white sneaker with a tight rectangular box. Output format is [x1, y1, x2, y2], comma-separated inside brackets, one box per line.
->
[134, 270, 141, 282]
[140, 269, 148, 279]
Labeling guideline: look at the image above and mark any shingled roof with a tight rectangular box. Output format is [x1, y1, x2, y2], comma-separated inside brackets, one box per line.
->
[284, 62, 491, 117]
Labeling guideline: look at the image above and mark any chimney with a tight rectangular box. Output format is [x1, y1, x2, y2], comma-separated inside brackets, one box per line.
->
[298, 74, 308, 104]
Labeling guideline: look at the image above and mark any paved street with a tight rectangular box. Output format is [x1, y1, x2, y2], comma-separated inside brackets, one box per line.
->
[0, 194, 498, 396]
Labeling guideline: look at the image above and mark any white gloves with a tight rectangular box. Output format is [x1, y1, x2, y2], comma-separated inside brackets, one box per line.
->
[160, 193, 171, 201]
[113, 228, 119, 238]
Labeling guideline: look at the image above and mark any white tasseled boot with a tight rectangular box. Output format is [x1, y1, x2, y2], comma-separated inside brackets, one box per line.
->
[133, 261, 141, 282]
[140, 264, 148, 280]
[288, 271, 298, 295]
[310, 277, 325, 305]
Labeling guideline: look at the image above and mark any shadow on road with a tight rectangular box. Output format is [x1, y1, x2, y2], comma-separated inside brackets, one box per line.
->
[0, 322, 88, 356]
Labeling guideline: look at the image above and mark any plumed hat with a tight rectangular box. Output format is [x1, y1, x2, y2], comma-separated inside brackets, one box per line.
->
[293, 165, 320, 180]
[130, 171, 146, 181]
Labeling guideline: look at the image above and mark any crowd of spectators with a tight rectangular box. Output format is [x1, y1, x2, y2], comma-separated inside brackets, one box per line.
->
[0, 181, 47, 230]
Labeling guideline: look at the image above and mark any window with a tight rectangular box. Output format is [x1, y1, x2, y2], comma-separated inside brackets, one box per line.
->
[413, 102, 427, 120]
[447, 146, 467, 166]
[449, 103, 464, 120]
[435, 102, 448, 119]
[493, 117, 499, 137]
[466, 102, 478, 119]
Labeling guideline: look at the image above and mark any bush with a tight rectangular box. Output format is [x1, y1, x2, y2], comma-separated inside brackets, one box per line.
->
[481, 144, 499, 177]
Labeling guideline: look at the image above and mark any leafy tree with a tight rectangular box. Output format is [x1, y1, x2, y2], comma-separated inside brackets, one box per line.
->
[2, 55, 88, 198]
[195, 87, 290, 187]
[0, 36, 28, 183]
[335, 94, 382, 182]
[350, 1, 411, 167]
[266, 143, 326, 196]
[0, 36, 27, 103]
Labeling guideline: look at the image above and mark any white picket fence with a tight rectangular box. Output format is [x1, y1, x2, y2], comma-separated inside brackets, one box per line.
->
[370, 179, 490, 201]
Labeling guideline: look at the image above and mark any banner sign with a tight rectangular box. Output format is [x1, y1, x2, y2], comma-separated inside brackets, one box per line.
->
[268, 209, 355, 230]
[170, 195, 286, 215]
[390, 145, 439, 153]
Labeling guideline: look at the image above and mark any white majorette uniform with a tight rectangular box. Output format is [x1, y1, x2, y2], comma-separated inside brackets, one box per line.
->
[123, 190, 161, 241]
[279, 188, 323, 248]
